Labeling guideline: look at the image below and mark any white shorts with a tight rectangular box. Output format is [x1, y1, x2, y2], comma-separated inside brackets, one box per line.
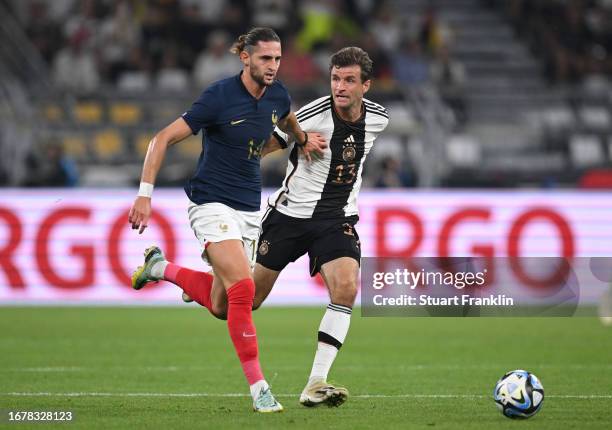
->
[188, 201, 261, 268]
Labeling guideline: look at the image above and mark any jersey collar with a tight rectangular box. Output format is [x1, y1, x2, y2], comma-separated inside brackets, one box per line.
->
[332, 99, 365, 124]
[237, 71, 269, 101]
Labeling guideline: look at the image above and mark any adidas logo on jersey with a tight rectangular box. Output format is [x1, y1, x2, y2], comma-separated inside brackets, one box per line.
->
[344, 135, 355, 143]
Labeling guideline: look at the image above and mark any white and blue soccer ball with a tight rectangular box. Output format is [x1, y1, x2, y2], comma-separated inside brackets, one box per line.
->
[493, 370, 544, 419]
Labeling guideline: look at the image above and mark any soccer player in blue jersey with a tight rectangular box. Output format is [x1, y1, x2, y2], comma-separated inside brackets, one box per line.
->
[179, 46, 388, 409]
[128, 27, 327, 413]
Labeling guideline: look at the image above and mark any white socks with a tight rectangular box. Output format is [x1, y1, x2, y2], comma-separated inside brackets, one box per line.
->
[308, 303, 352, 383]
[309, 343, 339, 384]
[150, 260, 168, 280]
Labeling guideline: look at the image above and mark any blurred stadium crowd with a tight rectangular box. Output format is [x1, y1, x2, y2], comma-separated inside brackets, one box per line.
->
[0, 0, 612, 189]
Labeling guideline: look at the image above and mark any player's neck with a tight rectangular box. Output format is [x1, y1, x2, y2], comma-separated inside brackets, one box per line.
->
[335, 101, 363, 123]
[241, 71, 267, 99]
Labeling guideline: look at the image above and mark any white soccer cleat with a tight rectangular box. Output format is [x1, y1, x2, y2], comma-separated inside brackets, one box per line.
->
[299, 380, 348, 407]
[253, 387, 284, 413]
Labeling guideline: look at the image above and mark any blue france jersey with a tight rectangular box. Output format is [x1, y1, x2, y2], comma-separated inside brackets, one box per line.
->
[181, 72, 291, 211]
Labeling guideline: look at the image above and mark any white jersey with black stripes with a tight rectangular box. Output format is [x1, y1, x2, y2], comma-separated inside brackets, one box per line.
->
[269, 96, 389, 219]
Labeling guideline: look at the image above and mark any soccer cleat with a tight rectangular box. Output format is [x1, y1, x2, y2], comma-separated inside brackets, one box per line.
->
[253, 387, 284, 413]
[131, 246, 165, 290]
[299, 380, 349, 407]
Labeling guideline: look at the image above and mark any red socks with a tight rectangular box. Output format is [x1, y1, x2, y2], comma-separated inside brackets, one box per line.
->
[226, 278, 264, 385]
[165, 263, 214, 310]
[164, 266, 264, 385]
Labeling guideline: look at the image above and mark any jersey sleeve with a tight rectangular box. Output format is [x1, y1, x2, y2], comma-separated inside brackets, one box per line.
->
[364, 98, 390, 134]
[272, 113, 323, 149]
[272, 128, 290, 148]
[280, 87, 291, 120]
[181, 85, 221, 135]
[273, 96, 330, 148]
[274, 81, 292, 121]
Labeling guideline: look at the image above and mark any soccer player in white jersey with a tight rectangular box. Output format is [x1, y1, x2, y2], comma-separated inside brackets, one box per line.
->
[253, 46, 389, 407]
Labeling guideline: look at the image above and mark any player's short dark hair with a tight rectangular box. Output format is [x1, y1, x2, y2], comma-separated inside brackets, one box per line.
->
[329, 47, 373, 83]
[230, 27, 281, 55]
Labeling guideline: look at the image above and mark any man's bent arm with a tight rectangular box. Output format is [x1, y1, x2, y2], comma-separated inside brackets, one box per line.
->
[276, 112, 307, 145]
[261, 134, 284, 157]
[275, 112, 328, 162]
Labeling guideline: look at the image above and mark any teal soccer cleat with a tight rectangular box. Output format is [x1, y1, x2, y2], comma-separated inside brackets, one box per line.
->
[253, 387, 284, 413]
[131, 246, 165, 290]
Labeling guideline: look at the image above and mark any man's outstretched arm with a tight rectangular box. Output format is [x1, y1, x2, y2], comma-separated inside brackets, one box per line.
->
[128, 117, 192, 234]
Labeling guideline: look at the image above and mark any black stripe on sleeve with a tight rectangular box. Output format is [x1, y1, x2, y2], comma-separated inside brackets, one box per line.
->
[364, 100, 388, 113]
[272, 131, 288, 149]
[296, 97, 332, 120]
[365, 108, 389, 119]
[298, 105, 332, 123]
[297, 103, 331, 122]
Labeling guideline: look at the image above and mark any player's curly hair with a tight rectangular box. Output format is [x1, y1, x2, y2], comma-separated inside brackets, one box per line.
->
[230, 27, 281, 55]
[329, 47, 373, 83]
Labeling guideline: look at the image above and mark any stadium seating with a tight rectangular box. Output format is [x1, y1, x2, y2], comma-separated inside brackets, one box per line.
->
[61, 134, 88, 161]
[110, 103, 142, 126]
[446, 134, 481, 168]
[73, 102, 104, 125]
[569, 135, 605, 168]
[93, 129, 124, 163]
[5, 0, 611, 188]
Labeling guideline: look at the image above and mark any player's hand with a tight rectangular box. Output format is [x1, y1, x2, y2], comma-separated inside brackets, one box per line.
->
[128, 196, 151, 234]
[301, 132, 327, 163]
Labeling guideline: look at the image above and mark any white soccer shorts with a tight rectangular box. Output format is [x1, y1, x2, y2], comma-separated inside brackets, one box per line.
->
[187, 201, 261, 268]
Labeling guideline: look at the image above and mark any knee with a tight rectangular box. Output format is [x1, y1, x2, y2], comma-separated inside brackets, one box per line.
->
[330, 278, 358, 307]
[225, 278, 255, 304]
[222, 276, 249, 291]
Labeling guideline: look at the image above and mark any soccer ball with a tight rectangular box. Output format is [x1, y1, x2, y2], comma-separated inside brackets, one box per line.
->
[493, 370, 544, 419]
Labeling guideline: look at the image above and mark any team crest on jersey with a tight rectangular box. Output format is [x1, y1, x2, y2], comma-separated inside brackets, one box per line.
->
[271, 110, 278, 125]
[258, 240, 270, 255]
[219, 223, 229, 233]
[342, 144, 356, 162]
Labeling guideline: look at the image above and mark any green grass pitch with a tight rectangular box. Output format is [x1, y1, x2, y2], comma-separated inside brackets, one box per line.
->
[1, 307, 611, 429]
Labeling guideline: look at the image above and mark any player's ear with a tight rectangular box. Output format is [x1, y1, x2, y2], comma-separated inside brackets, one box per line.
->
[362, 79, 371, 94]
[240, 50, 250, 67]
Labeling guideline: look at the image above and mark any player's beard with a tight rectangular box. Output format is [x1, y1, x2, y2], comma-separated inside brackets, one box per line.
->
[250, 67, 274, 87]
